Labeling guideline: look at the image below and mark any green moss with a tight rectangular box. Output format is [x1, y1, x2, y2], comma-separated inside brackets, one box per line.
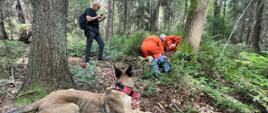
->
[14, 84, 47, 105]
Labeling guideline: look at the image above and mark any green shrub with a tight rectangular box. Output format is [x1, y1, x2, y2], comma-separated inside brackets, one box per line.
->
[15, 84, 47, 105]
[105, 31, 152, 60]
[69, 61, 97, 86]
[165, 36, 268, 112]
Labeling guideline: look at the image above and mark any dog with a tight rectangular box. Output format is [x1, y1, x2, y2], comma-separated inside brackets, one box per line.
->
[8, 64, 150, 113]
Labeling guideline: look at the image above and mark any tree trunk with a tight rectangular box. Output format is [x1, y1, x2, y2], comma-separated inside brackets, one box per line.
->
[214, 0, 223, 17]
[223, 0, 226, 17]
[150, 0, 161, 32]
[183, 0, 188, 24]
[184, 0, 210, 54]
[24, 0, 75, 91]
[237, 19, 245, 43]
[17, 0, 32, 43]
[251, 0, 264, 53]
[105, 0, 112, 40]
[0, 10, 8, 39]
[20, 0, 33, 23]
[111, 0, 114, 36]
[246, 1, 257, 47]
[16, 0, 26, 23]
[122, 0, 128, 35]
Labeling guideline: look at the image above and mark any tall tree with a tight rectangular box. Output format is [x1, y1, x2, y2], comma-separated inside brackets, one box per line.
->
[150, 0, 161, 32]
[111, 0, 115, 35]
[214, 0, 223, 17]
[184, 0, 210, 54]
[17, 0, 32, 43]
[122, 0, 128, 34]
[251, 0, 264, 53]
[223, 0, 227, 17]
[24, 0, 75, 91]
[0, 0, 8, 39]
[182, 0, 189, 23]
[0, 9, 8, 39]
[105, 0, 112, 40]
[16, 0, 26, 23]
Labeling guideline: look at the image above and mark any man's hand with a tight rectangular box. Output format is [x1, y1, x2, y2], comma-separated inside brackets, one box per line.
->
[86, 15, 102, 22]
[96, 15, 102, 19]
[98, 15, 106, 22]
[147, 56, 154, 63]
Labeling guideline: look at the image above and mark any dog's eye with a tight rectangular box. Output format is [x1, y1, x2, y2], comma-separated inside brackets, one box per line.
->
[114, 66, 122, 79]
[125, 66, 133, 77]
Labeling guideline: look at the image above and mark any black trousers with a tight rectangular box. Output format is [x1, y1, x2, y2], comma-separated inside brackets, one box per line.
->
[84, 30, 105, 62]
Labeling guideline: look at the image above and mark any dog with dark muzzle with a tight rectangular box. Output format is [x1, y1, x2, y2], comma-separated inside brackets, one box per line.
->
[8, 65, 151, 113]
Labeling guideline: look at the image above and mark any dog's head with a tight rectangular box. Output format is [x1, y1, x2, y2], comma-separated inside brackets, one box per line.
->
[113, 64, 134, 87]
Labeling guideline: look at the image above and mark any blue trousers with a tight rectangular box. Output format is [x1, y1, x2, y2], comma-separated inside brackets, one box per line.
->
[152, 55, 171, 75]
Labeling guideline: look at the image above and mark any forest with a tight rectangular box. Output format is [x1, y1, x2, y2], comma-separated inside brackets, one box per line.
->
[0, 0, 267, 113]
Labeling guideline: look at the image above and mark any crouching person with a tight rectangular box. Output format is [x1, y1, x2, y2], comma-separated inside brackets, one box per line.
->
[140, 35, 172, 77]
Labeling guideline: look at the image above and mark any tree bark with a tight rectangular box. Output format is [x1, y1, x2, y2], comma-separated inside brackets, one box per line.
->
[0, 9, 8, 40]
[183, 0, 188, 24]
[122, 0, 128, 35]
[17, 0, 32, 43]
[111, 0, 115, 36]
[214, 0, 223, 17]
[246, 1, 258, 47]
[184, 0, 210, 54]
[149, 0, 161, 32]
[16, 0, 26, 23]
[105, 0, 112, 40]
[223, 0, 226, 17]
[251, 0, 264, 53]
[24, 0, 75, 91]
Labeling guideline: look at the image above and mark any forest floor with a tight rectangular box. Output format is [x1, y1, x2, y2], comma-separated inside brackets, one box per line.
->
[0, 44, 221, 113]
[2, 39, 267, 113]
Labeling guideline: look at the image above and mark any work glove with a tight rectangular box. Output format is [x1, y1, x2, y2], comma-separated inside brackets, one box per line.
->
[147, 56, 154, 63]
[170, 44, 176, 47]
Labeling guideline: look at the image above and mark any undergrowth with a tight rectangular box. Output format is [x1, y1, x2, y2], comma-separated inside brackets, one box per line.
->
[66, 31, 268, 112]
[165, 35, 268, 112]
[14, 84, 47, 105]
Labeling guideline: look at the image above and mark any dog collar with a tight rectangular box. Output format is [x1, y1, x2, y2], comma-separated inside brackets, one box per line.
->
[114, 82, 141, 99]
[114, 82, 141, 109]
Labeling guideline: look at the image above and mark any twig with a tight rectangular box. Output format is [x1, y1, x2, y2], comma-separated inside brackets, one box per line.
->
[16, 90, 37, 97]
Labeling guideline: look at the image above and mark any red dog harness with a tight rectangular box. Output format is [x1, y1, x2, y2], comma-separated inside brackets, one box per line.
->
[115, 83, 141, 108]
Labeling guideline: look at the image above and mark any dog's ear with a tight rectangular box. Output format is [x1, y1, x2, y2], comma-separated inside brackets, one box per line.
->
[114, 65, 122, 79]
[125, 65, 133, 77]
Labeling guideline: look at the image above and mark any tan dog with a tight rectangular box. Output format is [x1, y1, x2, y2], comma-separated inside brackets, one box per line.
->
[8, 65, 150, 113]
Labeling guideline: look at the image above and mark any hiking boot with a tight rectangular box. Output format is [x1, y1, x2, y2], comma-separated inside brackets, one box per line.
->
[98, 57, 105, 61]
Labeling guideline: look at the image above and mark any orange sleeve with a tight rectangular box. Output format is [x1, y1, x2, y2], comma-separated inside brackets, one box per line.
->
[156, 38, 164, 52]
[165, 36, 172, 50]
[173, 36, 181, 45]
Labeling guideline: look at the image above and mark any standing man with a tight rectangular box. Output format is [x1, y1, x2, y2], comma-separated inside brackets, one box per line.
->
[84, 2, 106, 62]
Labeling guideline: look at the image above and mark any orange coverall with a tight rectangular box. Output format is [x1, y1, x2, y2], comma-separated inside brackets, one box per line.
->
[141, 35, 164, 59]
[164, 35, 181, 51]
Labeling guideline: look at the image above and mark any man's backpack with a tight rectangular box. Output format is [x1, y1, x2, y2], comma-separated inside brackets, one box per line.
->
[79, 9, 87, 29]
